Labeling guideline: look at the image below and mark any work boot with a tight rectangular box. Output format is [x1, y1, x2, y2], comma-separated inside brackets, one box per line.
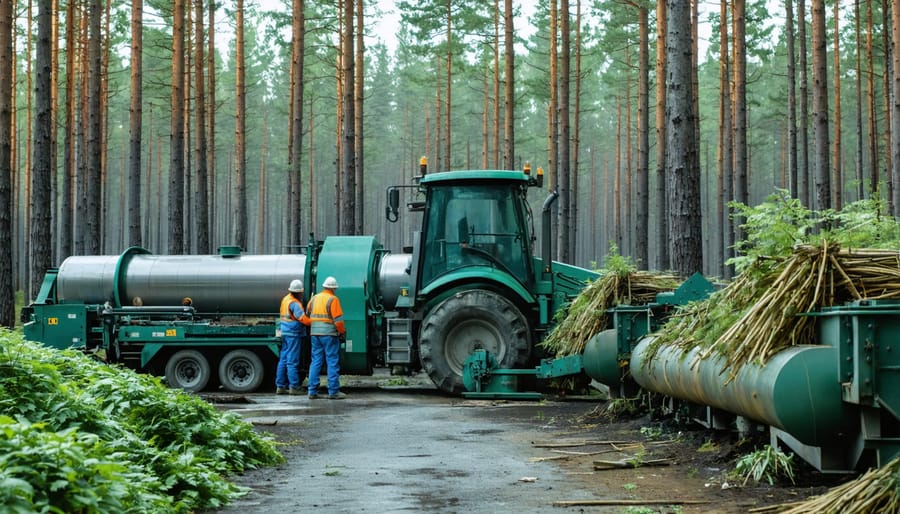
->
[308, 394, 319, 400]
[275, 388, 288, 395]
[288, 388, 303, 395]
[328, 392, 347, 400]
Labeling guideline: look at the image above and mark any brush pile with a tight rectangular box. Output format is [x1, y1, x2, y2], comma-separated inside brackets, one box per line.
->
[752, 456, 900, 513]
[648, 242, 900, 379]
[542, 270, 681, 356]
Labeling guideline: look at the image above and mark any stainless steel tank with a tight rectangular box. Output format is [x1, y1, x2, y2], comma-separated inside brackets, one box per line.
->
[57, 248, 307, 313]
[378, 253, 413, 309]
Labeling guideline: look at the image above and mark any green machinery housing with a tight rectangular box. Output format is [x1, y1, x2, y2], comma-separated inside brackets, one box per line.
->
[22, 163, 597, 394]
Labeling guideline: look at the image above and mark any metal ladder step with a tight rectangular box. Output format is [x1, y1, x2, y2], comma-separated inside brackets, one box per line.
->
[386, 318, 413, 364]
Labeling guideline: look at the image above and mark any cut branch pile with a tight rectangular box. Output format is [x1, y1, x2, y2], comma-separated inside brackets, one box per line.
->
[649, 243, 900, 379]
[750, 456, 900, 513]
[542, 271, 681, 356]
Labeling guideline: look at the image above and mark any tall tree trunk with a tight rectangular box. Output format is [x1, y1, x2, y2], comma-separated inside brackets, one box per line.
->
[866, 0, 877, 199]
[482, 68, 489, 168]
[128, 0, 143, 247]
[31, 0, 52, 298]
[799, 0, 810, 205]
[733, 0, 748, 245]
[50, 1, 58, 263]
[630, 2, 649, 270]
[665, 0, 702, 275]
[883, 0, 893, 213]
[444, 0, 451, 171]
[340, 0, 356, 235]
[625, 46, 632, 259]
[256, 115, 267, 252]
[25, 0, 32, 292]
[892, 0, 900, 210]
[194, 0, 209, 253]
[833, 0, 842, 209]
[787, 0, 798, 199]
[85, 0, 102, 255]
[812, 0, 831, 211]
[60, 0, 74, 258]
[503, 0, 514, 169]
[615, 96, 622, 252]
[0, 0, 13, 327]
[572, 0, 582, 263]
[655, 0, 668, 270]
[207, 0, 216, 246]
[855, 0, 865, 201]
[289, 0, 305, 249]
[493, 0, 500, 168]
[169, 0, 186, 254]
[355, 0, 364, 233]
[556, 0, 570, 262]
[549, 0, 557, 180]
[233, 0, 247, 248]
[719, 0, 733, 278]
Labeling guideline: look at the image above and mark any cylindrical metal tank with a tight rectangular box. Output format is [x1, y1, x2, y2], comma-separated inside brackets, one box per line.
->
[582, 329, 621, 386]
[629, 337, 849, 446]
[378, 253, 412, 309]
[57, 247, 307, 313]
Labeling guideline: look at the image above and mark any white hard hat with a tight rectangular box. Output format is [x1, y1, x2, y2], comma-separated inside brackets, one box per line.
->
[288, 279, 304, 292]
[322, 276, 339, 289]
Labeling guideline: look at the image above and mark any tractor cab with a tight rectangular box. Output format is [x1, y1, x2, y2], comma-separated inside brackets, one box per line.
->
[417, 172, 534, 290]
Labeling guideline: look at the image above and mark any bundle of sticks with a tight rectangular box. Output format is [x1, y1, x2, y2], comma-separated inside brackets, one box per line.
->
[650, 243, 900, 379]
[542, 270, 681, 356]
[751, 456, 899, 513]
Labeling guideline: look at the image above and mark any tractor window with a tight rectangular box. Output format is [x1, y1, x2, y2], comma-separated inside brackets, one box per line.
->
[420, 183, 530, 287]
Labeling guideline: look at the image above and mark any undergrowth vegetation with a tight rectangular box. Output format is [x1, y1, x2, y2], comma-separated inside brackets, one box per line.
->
[0, 329, 283, 513]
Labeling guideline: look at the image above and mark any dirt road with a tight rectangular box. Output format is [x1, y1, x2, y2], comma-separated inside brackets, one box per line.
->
[208, 377, 827, 514]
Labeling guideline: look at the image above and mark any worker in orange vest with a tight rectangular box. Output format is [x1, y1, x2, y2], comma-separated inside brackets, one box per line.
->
[300, 276, 346, 399]
[276, 279, 307, 395]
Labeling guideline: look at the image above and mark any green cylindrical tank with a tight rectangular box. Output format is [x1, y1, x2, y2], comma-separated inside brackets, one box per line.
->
[629, 338, 849, 446]
[582, 329, 621, 386]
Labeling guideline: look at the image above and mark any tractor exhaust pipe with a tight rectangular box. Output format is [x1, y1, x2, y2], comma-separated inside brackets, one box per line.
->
[542, 191, 559, 275]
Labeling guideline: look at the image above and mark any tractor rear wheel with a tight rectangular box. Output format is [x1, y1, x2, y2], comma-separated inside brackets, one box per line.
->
[419, 289, 530, 393]
[164, 349, 211, 392]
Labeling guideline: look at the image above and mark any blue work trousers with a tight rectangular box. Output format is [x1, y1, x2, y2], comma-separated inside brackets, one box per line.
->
[308, 334, 341, 396]
[275, 332, 303, 389]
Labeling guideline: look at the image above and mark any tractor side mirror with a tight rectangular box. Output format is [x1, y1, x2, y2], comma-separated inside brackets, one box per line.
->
[386, 187, 400, 222]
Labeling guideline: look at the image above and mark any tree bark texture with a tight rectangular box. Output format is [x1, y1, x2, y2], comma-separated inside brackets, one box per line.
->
[0, 0, 13, 327]
[665, 0, 702, 275]
[169, 0, 186, 254]
[655, 0, 668, 270]
[811, 0, 831, 211]
[340, 0, 356, 235]
[233, 0, 247, 248]
[128, 0, 143, 247]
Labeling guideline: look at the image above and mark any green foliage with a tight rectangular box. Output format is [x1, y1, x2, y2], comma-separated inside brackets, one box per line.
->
[729, 192, 900, 276]
[732, 445, 796, 486]
[0, 330, 283, 512]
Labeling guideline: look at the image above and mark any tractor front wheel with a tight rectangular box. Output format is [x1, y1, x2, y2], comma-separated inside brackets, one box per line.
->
[419, 289, 530, 393]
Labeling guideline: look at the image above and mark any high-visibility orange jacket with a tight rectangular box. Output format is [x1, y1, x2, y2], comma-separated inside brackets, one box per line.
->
[279, 293, 306, 335]
[301, 289, 345, 337]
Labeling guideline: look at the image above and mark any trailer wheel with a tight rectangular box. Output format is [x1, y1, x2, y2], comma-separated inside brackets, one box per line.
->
[218, 349, 264, 393]
[164, 350, 211, 392]
[419, 289, 530, 393]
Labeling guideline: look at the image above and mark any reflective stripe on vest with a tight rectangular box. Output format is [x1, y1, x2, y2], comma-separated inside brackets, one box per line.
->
[308, 295, 338, 336]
